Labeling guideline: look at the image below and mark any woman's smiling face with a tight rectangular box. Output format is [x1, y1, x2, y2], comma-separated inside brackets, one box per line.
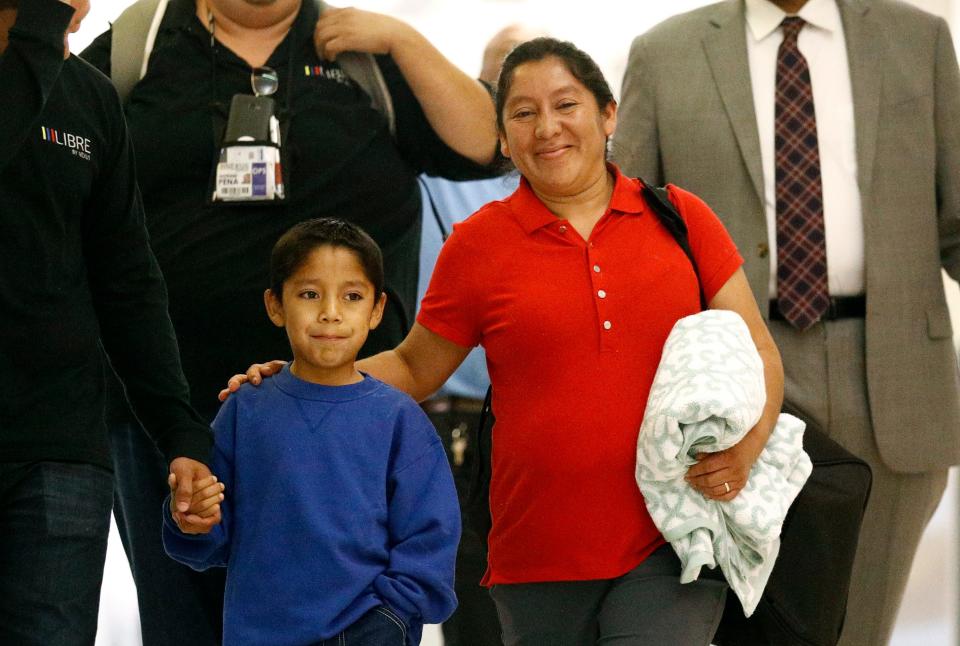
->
[499, 56, 617, 198]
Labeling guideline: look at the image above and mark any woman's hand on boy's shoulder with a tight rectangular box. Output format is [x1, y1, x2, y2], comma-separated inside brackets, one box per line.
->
[217, 360, 288, 402]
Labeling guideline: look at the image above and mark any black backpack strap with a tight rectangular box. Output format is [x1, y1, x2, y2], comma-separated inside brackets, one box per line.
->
[464, 384, 494, 538]
[637, 178, 707, 311]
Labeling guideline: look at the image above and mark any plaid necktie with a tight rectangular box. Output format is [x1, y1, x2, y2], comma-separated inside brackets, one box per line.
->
[775, 17, 829, 331]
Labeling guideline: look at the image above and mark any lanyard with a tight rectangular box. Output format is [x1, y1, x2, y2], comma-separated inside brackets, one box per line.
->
[205, 10, 300, 147]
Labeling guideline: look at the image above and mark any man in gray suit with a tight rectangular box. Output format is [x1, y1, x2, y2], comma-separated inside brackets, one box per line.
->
[614, 0, 960, 643]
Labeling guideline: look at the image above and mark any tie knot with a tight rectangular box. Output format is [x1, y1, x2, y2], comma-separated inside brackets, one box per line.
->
[780, 16, 806, 41]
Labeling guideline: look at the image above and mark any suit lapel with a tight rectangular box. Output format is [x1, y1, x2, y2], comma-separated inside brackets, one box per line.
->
[702, 0, 765, 205]
[840, 0, 882, 202]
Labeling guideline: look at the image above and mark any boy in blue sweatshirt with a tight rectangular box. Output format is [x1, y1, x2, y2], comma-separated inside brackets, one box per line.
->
[163, 218, 461, 646]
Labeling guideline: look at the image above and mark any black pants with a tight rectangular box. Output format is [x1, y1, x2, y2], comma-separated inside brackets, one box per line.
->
[490, 545, 727, 646]
[0, 461, 113, 646]
[111, 414, 225, 645]
[425, 405, 502, 646]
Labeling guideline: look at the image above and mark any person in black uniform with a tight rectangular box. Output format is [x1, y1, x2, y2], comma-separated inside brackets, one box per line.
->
[0, 0, 217, 644]
[81, 1, 499, 643]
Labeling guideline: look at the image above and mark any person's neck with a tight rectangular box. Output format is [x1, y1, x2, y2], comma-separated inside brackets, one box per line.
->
[196, 0, 300, 67]
[290, 360, 364, 387]
[0, 8, 17, 56]
[768, 0, 809, 14]
[532, 166, 615, 235]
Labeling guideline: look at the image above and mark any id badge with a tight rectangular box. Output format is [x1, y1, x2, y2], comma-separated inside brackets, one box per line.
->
[211, 95, 285, 203]
[214, 142, 285, 201]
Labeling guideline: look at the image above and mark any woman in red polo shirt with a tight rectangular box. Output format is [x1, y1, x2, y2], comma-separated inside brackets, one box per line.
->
[229, 38, 783, 646]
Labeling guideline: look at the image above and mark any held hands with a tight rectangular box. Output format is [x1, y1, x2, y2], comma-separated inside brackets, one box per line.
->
[684, 430, 764, 502]
[314, 7, 416, 61]
[217, 360, 287, 402]
[168, 457, 224, 534]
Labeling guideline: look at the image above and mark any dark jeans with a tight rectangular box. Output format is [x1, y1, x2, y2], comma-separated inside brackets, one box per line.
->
[111, 416, 225, 645]
[0, 460, 113, 646]
[425, 405, 502, 646]
[316, 606, 407, 646]
[490, 545, 727, 646]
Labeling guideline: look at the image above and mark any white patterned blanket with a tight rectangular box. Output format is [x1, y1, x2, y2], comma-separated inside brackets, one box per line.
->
[635, 310, 812, 615]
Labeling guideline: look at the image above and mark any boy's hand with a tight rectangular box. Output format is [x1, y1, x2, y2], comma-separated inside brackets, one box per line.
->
[218, 360, 287, 401]
[168, 457, 222, 534]
[176, 474, 224, 517]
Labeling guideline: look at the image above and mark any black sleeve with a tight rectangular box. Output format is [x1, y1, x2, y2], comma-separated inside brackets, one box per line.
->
[0, 0, 73, 171]
[79, 27, 113, 76]
[377, 54, 500, 181]
[81, 76, 212, 465]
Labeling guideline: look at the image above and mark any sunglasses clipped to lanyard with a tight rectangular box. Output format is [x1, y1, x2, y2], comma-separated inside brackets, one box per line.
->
[211, 66, 286, 203]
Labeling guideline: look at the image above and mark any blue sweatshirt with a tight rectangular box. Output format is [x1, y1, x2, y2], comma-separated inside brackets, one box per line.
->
[163, 366, 460, 645]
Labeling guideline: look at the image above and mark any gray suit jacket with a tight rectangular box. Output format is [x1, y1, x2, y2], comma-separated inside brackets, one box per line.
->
[613, 0, 960, 472]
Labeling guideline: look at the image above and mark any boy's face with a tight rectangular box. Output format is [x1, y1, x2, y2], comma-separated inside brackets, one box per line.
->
[264, 245, 385, 386]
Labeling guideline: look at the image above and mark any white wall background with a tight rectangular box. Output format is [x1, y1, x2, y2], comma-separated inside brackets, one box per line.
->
[68, 1, 960, 645]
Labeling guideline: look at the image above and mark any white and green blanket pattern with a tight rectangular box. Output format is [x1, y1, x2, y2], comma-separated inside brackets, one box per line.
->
[635, 310, 812, 615]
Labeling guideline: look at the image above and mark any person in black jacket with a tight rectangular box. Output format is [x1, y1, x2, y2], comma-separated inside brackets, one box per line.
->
[0, 0, 218, 644]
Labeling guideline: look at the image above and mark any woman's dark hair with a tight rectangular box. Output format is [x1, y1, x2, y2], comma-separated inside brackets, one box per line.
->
[495, 37, 614, 132]
[269, 218, 384, 300]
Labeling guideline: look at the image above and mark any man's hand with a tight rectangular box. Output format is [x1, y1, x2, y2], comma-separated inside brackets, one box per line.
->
[60, 0, 89, 59]
[314, 7, 415, 61]
[168, 457, 221, 534]
[217, 359, 287, 402]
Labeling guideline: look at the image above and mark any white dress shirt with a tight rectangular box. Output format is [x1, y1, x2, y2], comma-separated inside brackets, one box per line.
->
[745, 0, 864, 297]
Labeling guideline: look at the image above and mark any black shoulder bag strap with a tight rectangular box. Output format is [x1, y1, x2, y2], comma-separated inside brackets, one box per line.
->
[464, 177, 707, 539]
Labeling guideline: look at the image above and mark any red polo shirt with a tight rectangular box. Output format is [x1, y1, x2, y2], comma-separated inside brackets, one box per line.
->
[418, 166, 743, 585]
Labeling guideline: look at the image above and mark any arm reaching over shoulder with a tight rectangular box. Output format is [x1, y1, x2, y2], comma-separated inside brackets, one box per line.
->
[219, 323, 470, 403]
[685, 268, 784, 502]
[357, 323, 470, 402]
[314, 7, 497, 165]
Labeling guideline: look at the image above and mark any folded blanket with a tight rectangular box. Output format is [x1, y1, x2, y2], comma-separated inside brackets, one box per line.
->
[636, 309, 812, 615]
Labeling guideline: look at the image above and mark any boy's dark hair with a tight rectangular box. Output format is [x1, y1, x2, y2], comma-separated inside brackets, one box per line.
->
[495, 37, 614, 133]
[0, 0, 18, 9]
[269, 218, 384, 300]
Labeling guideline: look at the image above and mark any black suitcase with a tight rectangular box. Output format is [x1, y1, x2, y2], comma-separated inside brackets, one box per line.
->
[712, 405, 872, 646]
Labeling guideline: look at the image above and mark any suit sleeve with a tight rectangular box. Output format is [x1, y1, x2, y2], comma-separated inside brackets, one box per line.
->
[612, 34, 663, 184]
[162, 397, 237, 570]
[933, 18, 960, 281]
[0, 0, 73, 172]
[373, 404, 461, 627]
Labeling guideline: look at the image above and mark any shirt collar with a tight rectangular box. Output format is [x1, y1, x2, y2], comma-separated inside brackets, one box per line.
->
[745, 0, 840, 42]
[163, 0, 202, 31]
[507, 163, 647, 235]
